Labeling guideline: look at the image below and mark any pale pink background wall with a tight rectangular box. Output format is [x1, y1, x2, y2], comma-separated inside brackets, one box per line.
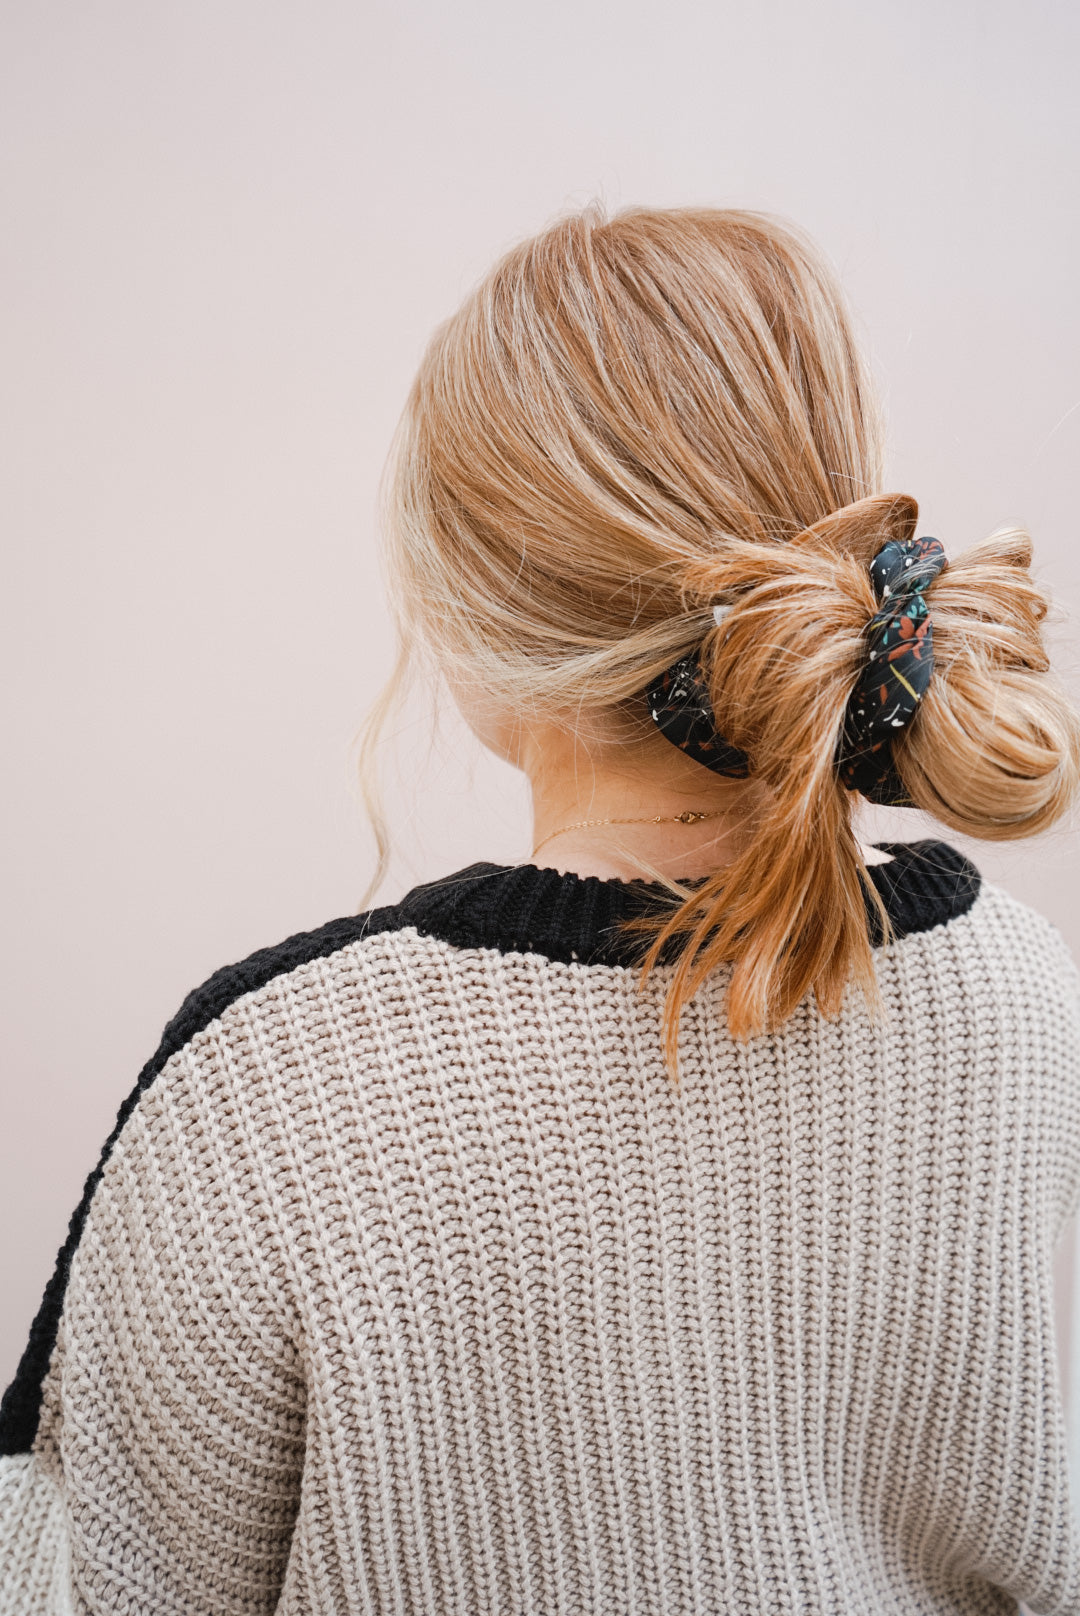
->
[2, 0, 1079, 1451]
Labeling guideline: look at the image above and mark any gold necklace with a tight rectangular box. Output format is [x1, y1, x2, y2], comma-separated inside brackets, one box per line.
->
[531, 808, 726, 859]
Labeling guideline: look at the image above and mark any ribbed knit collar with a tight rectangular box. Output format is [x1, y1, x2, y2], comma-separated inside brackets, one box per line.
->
[391, 840, 980, 969]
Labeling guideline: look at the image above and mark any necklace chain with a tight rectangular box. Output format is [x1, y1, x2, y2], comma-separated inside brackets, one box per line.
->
[531, 808, 726, 859]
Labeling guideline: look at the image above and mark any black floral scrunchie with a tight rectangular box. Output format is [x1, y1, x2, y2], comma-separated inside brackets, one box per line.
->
[645, 535, 947, 806]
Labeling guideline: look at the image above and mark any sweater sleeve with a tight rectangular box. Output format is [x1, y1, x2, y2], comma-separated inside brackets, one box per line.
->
[28, 1042, 307, 1615]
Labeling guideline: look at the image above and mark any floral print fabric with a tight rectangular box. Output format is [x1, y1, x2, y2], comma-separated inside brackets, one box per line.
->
[646, 536, 947, 806]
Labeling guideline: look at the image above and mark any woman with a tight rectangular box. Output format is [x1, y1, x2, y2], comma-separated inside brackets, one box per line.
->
[3, 207, 1079, 1615]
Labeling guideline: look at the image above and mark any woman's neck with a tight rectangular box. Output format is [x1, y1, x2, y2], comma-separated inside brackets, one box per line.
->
[519, 712, 766, 883]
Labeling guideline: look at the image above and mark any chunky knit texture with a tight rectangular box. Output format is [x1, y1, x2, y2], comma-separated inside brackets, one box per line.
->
[2, 843, 1080, 1615]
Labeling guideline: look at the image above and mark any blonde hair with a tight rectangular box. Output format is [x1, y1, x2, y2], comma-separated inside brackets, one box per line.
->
[378, 205, 1080, 1065]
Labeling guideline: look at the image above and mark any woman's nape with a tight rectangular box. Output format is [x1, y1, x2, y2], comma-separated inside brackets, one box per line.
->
[452, 681, 767, 883]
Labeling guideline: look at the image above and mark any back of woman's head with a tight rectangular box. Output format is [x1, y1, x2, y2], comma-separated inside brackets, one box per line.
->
[386, 205, 1080, 1062]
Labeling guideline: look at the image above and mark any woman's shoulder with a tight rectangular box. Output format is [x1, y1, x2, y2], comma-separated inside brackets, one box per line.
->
[912, 847, 1080, 993]
[871, 841, 1080, 1043]
[157, 841, 1052, 1042]
[161, 840, 989, 1037]
[144, 840, 1079, 1091]
[21, 839, 1077, 1221]
[0, 885, 451, 1459]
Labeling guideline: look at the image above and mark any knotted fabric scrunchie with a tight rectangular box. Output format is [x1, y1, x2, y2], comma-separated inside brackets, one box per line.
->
[838, 535, 947, 801]
[645, 534, 947, 806]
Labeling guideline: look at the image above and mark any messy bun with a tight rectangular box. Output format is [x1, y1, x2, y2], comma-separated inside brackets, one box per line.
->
[382, 204, 1080, 1064]
[643, 492, 1080, 1055]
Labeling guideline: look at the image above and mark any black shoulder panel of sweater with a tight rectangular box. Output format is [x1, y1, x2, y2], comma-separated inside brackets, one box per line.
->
[0, 840, 978, 1455]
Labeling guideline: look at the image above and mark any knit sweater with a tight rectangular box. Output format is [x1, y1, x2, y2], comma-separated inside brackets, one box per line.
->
[2, 841, 1080, 1615]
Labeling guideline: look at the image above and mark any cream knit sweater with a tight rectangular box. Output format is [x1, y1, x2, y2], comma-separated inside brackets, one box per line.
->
[2, 842, 1080, 1615]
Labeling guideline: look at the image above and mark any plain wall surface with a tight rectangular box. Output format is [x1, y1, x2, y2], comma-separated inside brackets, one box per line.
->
[2, 0, 1079, 1433]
